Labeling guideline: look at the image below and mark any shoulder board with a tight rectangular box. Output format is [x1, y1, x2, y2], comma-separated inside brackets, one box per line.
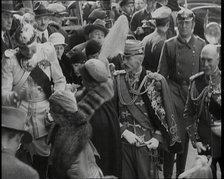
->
[189, 71, 204, 81]
[4, 49, 18, 58]
[113, 70, 126, 76]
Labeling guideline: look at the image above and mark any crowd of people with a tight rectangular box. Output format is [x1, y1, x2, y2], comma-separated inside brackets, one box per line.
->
[1, 0, 221, 179]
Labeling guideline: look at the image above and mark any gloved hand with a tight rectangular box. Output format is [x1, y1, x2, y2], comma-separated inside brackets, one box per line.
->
[195, 142, 207, 154]
[145, 137, 159, 149]
[122, 130, 142, 145]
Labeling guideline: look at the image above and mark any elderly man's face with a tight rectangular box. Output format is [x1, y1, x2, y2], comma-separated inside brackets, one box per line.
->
[89, 29, 105, 44]
[19, 42, 37, 59]
[201, 46, 219, 76]
[122, 54, 143, 73]
[54, 44, 65, 60]
[35, 16, 49, 31]
[2, 11, 13, 31]
[177, 20, 195, 39]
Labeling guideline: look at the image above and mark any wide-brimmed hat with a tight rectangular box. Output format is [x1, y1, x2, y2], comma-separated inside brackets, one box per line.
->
[48, 32, 67, 46]
[2, 1, 19, 14]
[2, 106, 32, 144]
[47, 3, 68, 16]
[34, 2, 52, 17]
[84, 19, 109, 36]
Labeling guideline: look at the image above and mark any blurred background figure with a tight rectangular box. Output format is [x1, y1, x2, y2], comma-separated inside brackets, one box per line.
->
[47, 2, 69, 45]
[1, 1, 18, 57]
[130, 0, 157, 41]
[34, 2, 57, 43]
[2, 106, 39, 179]
[119, 0, 135, 23]
[134, 0, 146, 12]
[48, 32, 73, 84]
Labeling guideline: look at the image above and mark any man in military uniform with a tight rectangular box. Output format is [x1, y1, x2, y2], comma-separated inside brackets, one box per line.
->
[184, 44, 221, 179]
[142, 5, 171, 72]
[113, 39, 182, 178]
[157, 8, 206, 178]
[2, 24, 66, 179]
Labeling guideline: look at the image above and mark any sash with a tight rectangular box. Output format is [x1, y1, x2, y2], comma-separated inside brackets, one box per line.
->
[30, 65, 52, 99]
[117, 74, 152, 130]
[13, 71, 31, 94]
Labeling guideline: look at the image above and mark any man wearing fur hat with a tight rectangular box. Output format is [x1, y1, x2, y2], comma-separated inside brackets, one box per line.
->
[1, 23, 66, 179]
[2, 106, 39, 179]
[157, 8, 206, 179]
[113, 39, 182, 178]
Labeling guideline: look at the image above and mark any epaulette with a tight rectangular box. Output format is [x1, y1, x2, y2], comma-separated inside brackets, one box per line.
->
[4, 49, 18, 58]
[113, 70, 126, 76]
[189, 71, 204, 81]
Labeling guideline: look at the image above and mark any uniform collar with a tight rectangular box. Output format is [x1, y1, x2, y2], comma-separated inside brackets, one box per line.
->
[177, 34, 195, 49]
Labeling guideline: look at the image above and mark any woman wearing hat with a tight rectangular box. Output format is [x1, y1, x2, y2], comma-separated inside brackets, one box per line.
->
[48, 32, 74, 83]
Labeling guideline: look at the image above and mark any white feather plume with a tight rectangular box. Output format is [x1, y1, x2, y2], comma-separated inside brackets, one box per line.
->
[99, 15, 129, 67]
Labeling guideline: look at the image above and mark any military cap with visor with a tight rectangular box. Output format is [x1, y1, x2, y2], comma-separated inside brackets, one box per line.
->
[152, 6, 172, 25]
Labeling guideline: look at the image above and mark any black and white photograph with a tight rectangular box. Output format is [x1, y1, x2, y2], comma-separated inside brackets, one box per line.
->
[1, 0, 221, 178]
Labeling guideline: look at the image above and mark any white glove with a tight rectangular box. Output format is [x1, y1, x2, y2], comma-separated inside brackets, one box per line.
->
[122, 130, 142, 145]
[195, 142, 207, 153]
[145, 137, 159, 149]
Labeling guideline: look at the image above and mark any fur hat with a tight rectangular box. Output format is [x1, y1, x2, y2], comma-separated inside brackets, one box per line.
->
[85, 39, 102, 57]
[15, 23, 37, 46]
[124, 39, 144, 56]
[80, 59, 109, 83]
[49, 90, 78, 113]
[70, 51, 87, 64]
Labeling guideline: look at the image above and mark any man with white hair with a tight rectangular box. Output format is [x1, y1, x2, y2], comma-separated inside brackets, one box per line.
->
[2, 23, 66, 179]
[184, 44, 221, 179]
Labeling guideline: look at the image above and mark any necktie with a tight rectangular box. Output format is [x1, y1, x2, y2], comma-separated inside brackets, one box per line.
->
[3, 32, 10, 48]
[41, 33, 47, 43]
